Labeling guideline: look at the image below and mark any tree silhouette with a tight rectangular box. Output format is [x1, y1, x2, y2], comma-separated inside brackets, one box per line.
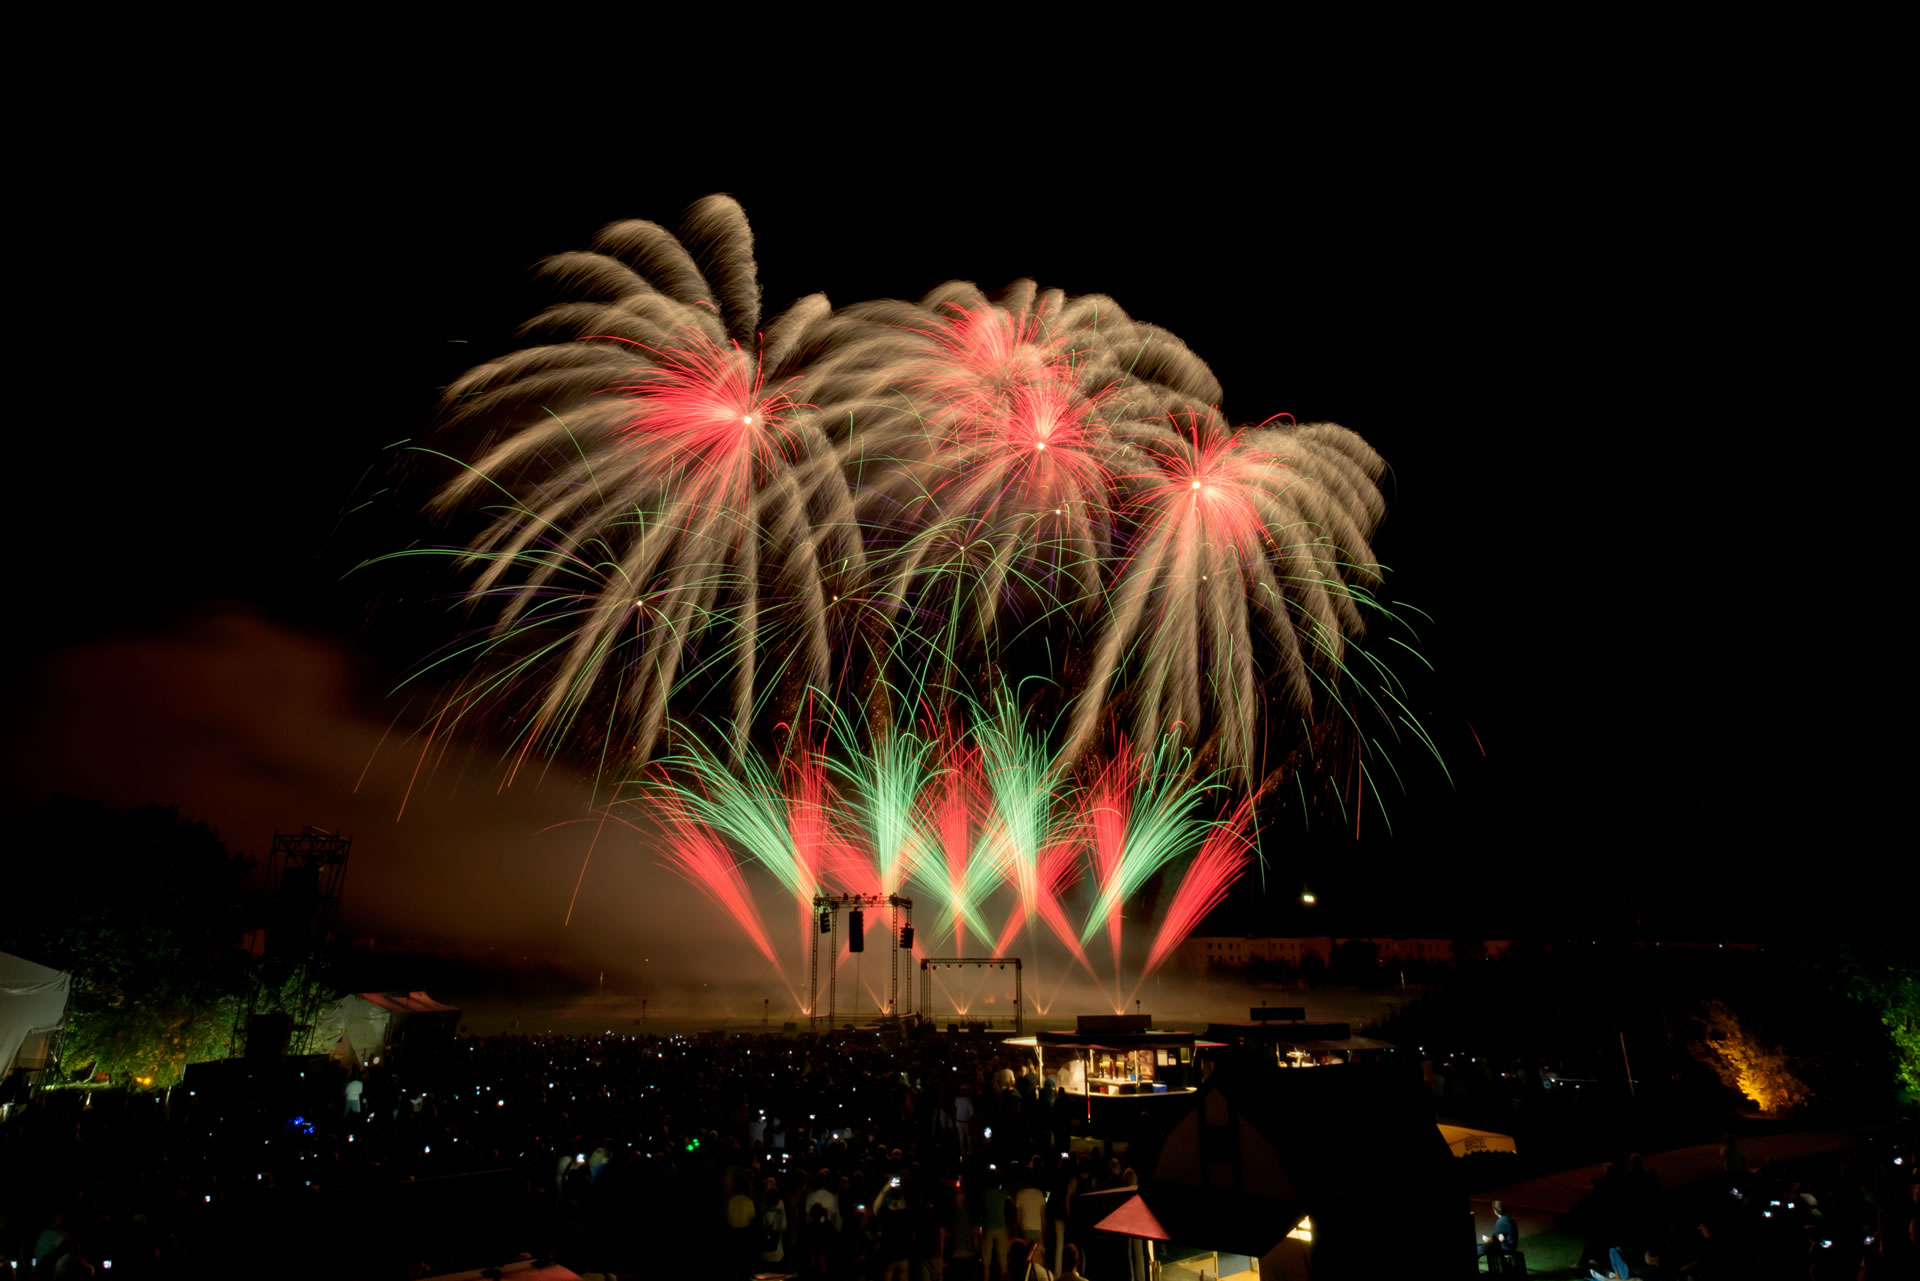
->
[3, 798, 256, 1086]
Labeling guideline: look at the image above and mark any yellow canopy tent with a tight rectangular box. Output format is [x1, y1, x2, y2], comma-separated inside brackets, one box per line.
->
[1436, 1124, 1517, 1158]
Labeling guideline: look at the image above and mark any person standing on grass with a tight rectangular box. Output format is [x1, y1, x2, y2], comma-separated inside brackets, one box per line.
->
[1477, 1199, 1518, 1260]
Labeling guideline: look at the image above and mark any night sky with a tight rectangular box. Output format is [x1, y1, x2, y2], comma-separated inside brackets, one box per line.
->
[8, 116, 1898, 971]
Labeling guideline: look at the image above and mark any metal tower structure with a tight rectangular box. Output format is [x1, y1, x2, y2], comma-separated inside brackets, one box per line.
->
[918, 957, 1023, 1035]
[808, 893, 912, 1030]
[239, 828, 351, 1055]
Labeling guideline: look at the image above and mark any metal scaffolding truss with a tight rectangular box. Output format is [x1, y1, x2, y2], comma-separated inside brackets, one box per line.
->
[808, 893, 913, 1030]
[918, 957, 1024, 1035]
[240, 829, 352, 1054]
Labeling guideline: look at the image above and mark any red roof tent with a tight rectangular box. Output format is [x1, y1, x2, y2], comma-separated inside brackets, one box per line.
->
[419, 1262, 578, 1281]
[1107, 1061, 1461, 1271]
[359, 991, 460, 1014]
[1095, 1191, 1174, 1240]
[1092, 1185, 1303, 1257]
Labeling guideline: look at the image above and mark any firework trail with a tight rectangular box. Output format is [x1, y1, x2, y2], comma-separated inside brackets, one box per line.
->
[991, 838, 1098, 984]
[653, 728, 861, 995]
[1135, 799, 1258, 996]
[1082, 742, 1138, 989]
[917, 723, 992, 956]
[387, 194, 1452, 994]
[1078, 735, 1224, 953]
[826, 704, 935, 898]
[644, 701, 1250, 1017]
[652, 810, 790, 1004]
[971, 687, 1061, 939]
[779, 744, 845, 970]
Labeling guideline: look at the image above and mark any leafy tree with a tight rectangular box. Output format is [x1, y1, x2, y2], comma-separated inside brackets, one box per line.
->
[2, 799, 257, 1087]
[1690, 999, 1811, 1114]
[1837, 957, 1920, 1097]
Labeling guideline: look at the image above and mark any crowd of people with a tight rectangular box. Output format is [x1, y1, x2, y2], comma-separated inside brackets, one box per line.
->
[1562, 1132, 1919, 1279]
[3, 1023, 1915, 1278]
[0, 1028, 1142, 1279]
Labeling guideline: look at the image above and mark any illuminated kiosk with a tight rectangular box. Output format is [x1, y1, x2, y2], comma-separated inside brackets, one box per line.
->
[1004, 1015, 1224, 1110]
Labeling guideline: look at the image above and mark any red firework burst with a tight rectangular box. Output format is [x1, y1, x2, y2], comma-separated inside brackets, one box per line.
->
[913, 302, 1076, 420]
[607, 330, 802, 496]
[958, 378, 1112, 507]
[1134, 408, 1284, 557]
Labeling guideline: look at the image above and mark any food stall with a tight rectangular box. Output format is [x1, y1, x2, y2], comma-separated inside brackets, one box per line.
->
[1006, 1015, 1223, 1100]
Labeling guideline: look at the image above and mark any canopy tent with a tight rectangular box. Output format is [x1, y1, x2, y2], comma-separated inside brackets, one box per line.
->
[310, 995, 394, 1067]
[1097, 1061, 1463, 1276]
[1, 950, 70, 1078]
[419, 1260, 580, 1281]
[1093, 1184, 1298, 1257]
[360, 991, 458, 1015]
[1436, 1123, 1518, 1158]
[310, 993, 459, 1066]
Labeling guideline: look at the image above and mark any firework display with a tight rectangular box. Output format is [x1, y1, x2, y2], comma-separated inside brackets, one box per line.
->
[645, 687, 1246, 1014]
[404, 196, 1392, 784]
[389, 196, 1439, 1010]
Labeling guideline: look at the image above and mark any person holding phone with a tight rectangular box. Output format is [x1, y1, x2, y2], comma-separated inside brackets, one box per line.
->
[876, 1183, 913, 1281]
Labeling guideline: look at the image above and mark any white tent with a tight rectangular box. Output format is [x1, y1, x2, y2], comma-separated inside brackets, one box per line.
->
[1, 950, 70, 1078]
[310, 994, 394, 1066]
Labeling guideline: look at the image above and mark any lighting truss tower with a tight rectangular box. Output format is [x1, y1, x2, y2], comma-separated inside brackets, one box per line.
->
[240, 828, 352, 1054]
[918, 957, 1023, 1035]
[808, 893, 913, 1031]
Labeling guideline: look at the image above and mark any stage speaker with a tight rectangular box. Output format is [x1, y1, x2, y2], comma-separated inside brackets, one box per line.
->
[899, 925, 914, 949]
[244, 1012, 293, 1058]
[848, 909, 864, 952]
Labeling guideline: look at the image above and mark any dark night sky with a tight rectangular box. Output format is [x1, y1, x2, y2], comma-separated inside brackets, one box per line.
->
[8, 97, 1899, 966]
